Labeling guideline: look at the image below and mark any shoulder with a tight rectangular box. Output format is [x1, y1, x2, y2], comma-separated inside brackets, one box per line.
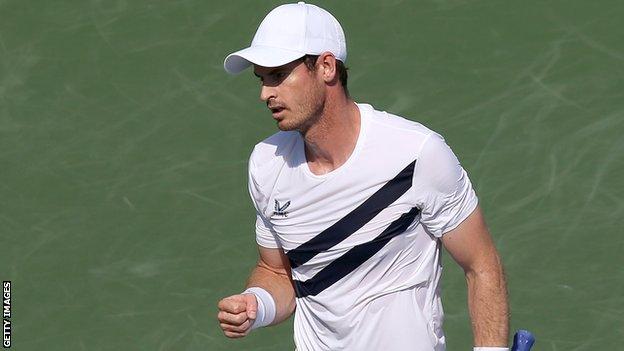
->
[361, 103, 434, 138]
[248, 131, 299, 212]
[413, 131, 465, 196]
[249, 131, 299, 168]
[248, 130, 300, 192]
[358, 103, 439, 155]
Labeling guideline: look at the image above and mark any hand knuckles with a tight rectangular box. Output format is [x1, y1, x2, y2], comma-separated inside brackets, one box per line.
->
[229, 321, 251, 333]
[232, 304, 246, 313]
[218, 312, 247, 325]
[241, 320, 251, 329]
[224, 304, 244, 314]
[221, 322, 240, 332]
[233, 314, 248, 325]
[219, 295, 243, 309]
[218, 299, 230, 310]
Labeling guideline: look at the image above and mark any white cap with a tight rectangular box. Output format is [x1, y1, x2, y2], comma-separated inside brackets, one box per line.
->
[223, 2, 347, 74]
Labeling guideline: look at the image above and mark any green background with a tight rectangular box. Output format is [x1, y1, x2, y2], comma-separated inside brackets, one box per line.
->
[1, 0, 622, 350]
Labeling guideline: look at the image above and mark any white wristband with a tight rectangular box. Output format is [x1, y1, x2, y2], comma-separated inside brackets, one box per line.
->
[242, 287, 276, 330]
[474, 348, 509, 351]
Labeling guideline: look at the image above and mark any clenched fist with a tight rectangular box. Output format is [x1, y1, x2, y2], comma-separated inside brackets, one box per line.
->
[217, 293, 258, 338]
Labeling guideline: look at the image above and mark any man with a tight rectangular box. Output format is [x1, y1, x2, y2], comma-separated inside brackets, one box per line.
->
[217, 2, 509, 350]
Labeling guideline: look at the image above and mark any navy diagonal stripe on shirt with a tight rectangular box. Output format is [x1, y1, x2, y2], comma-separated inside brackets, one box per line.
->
[286, 159, 416, 268]
[293, 206, 421, 298]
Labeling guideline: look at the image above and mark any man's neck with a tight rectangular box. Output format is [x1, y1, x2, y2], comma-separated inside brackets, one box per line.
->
[301, 96, 360, 176]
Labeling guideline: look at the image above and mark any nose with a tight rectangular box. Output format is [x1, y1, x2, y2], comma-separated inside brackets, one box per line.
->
[260, 84, 276, 102]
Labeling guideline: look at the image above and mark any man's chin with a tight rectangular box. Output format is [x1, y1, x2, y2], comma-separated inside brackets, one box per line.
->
[276, 120, 298, 131]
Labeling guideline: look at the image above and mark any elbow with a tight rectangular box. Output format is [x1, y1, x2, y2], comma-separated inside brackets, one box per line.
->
[464, 255, 506, 283]
[287, 297, 296, 315]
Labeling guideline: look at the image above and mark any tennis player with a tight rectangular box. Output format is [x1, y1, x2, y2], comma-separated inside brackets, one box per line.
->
[217, 2, 509, 350]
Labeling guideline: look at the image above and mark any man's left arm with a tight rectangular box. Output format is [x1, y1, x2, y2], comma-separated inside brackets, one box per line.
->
[441, 205, 509, 348]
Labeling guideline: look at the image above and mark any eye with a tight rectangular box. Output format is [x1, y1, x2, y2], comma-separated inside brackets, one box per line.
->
[272, 71, 289, 82]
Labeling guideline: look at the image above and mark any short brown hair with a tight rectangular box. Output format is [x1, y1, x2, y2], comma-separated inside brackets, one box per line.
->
[302, 55, 349, 96]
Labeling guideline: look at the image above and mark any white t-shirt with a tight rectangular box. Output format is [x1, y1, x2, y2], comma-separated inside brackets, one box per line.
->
[248, 103, 478, 351]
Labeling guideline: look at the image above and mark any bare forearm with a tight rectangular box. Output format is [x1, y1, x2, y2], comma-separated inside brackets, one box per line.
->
[466, 257, 509, 347]
[246, 262, 296, 325]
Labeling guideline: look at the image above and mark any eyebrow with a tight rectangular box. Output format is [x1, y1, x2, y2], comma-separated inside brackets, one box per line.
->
[254, 67, 286, 78]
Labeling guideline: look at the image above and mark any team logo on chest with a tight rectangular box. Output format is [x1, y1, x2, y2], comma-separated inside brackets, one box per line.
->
[273, 199, 291, 217]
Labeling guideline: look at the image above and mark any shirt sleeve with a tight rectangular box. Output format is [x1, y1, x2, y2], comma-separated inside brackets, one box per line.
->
[248, 152, 282, 249]
[413, 133, 478, 238]
[254, 214, 281, 248]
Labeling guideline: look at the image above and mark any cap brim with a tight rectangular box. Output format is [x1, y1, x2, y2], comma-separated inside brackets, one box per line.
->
[223, 46, 306, 74]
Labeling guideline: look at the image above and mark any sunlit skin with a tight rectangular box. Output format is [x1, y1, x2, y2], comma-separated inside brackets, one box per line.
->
[253, 52, 361, 175]
[254, 59, 324, 133]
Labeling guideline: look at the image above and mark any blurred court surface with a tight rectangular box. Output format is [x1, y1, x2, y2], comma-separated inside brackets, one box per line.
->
[0, 0, 622, 349]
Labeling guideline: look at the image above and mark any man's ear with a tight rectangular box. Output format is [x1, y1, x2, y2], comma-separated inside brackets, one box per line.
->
[318, 52, 338, 83]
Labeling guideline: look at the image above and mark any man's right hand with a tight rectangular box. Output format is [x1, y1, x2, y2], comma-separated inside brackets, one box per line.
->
[217, 293, 258, 338]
